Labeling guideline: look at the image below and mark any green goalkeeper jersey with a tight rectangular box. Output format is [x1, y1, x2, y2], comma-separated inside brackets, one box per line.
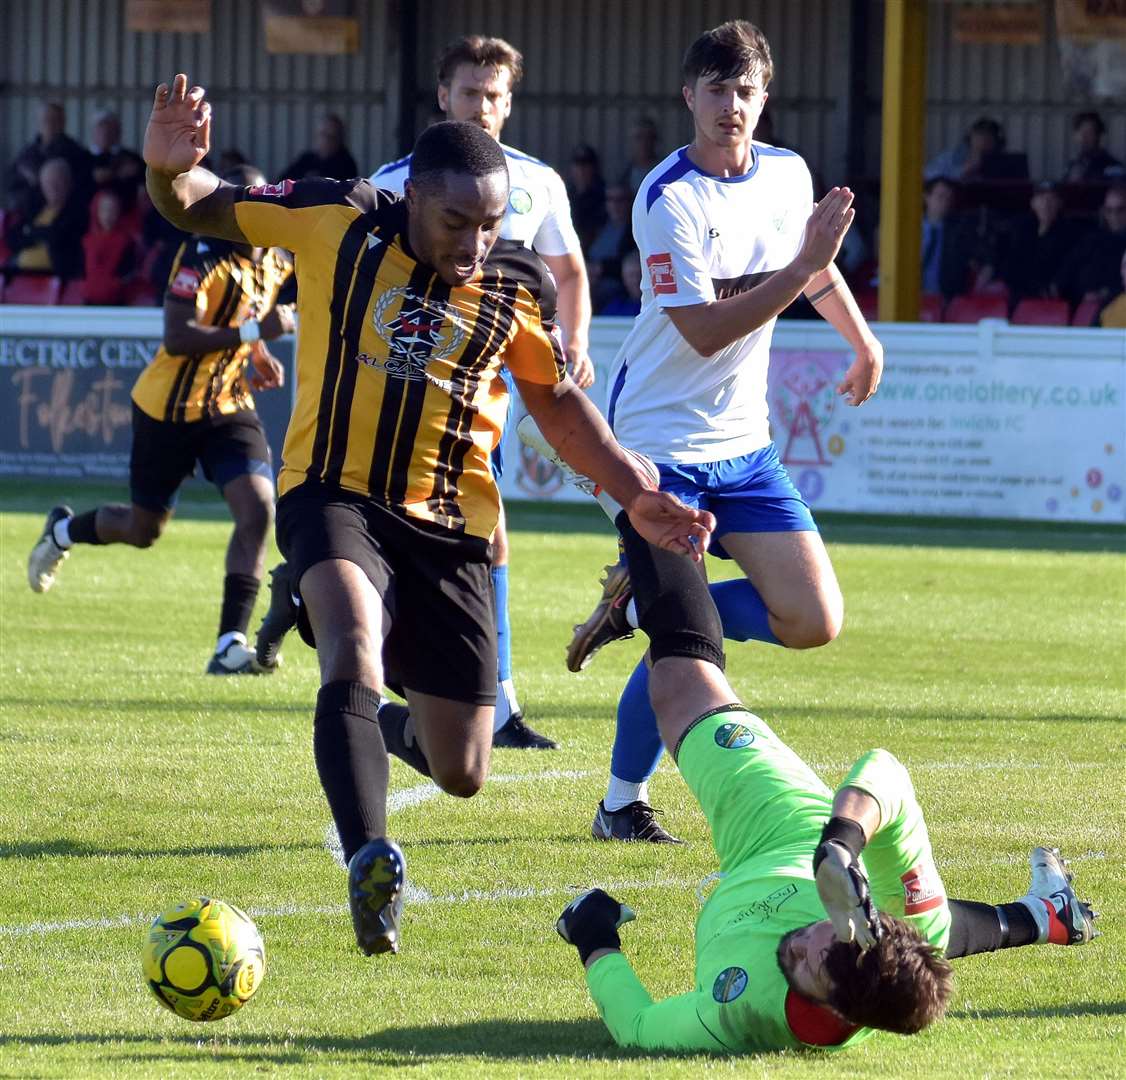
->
[585, 714, 951, 1053]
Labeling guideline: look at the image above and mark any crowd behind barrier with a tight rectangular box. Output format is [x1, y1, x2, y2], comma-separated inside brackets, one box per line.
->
[4, 104, 1126, 327]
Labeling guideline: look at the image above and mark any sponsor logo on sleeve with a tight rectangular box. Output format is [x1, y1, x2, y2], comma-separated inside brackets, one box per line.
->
[646, 252, 677, 295]
[901, 861, 945, 915]
[712, 967, 748, 1003]
[169, 267, 201, 298]
[509, 187, 533, 214]
[248, 180, 295, 199]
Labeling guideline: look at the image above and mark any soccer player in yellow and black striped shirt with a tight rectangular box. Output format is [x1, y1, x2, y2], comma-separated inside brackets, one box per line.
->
[141, 73, 714, 957]
[26, 163, 294, 675]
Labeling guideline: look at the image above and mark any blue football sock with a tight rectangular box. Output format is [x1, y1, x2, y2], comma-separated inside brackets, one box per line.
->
[491, 564, 512, 683]
[608, 655, 664, 786]
[607, 578, 781, 790]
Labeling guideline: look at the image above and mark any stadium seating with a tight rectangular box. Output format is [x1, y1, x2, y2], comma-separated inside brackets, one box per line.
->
[1, 274, 61, 305]
[58, 278, 86, 305]
[1011, 298, 1070, 326]
[1072, 298, 1101, 327]
[943, 293, 1008, 323]
[919, 292, 943, 322]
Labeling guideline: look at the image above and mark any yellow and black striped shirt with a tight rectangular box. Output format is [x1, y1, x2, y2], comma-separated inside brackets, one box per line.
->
[233, 178, 565, 540]
[131, 239, 292, 423]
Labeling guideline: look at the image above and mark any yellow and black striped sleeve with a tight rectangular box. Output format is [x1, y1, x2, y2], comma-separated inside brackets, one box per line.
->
[232, 177, 389, 254]
[494, 245, 567, 385]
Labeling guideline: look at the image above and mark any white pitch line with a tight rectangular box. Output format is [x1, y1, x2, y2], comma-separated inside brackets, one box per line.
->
[0, 876, 695, 940]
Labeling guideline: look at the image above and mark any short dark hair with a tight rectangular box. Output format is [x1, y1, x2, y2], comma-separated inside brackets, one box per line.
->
[437, 35, 524, 87]
[1074, 110, 1106, 136]
[682, 20, 773, 88]
[821, 913, 953, 1035]
[408, 121, 508, 193]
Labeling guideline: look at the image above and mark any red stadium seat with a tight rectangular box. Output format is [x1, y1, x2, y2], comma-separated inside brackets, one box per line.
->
[1072, 299, 1101, 327]
[59, 278, 86, 305]
[1011, 298, 1070, 326]
[919, 293, 943, 322]
[943, 293, 1008, 323]
[1, 274, 61, 305]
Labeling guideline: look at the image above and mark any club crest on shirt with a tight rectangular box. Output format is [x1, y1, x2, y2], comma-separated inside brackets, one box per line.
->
[509, 187, 533, 214]
[715, 722, 755, 749]
[370, 285, 468, 367]
[712, 967, 748, 1003]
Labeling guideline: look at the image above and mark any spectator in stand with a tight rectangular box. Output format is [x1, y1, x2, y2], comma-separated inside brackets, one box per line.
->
[619, 116, 662, 195]
[567, 144, 607, 253]
[278, 113, 359, 181]
[587, 183, 638, 308]
[1054, 183, 1126, 310]
[1097, 250, 1126, 328]
[920, 178, 979, 299]
[924, 117, 1007, 183]
[89, 110, 144, 207]
[599, 249, 643, 317]
[218, 147, 249, 173]
[1063, 112, 1123, 184]
[81, 189, 137, 305]
[6, 101, 91, 216]
[4, 157, 87, 279]
[995, 181, 1084, 304]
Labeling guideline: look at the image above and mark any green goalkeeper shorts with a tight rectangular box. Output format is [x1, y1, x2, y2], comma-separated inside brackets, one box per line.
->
[676, 706, 834, 873]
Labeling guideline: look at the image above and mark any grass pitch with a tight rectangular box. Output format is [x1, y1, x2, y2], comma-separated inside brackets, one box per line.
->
[1, 481, 1123, 1078]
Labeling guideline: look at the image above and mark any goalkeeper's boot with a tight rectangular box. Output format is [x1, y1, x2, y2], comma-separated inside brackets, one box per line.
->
[28, 505, 73, 593]
[206, 638, 260, 675]
[493, 712, 558, 750]
[1018, 846, 1099, 945]
[592, 800, 682, 844]
[255, 562, 298, 671]
[348, 838, 406, 955]
[566, 561, 634, 672]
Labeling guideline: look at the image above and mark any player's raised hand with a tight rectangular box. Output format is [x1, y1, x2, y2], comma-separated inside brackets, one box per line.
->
[625, 489, 715, 562]
[814, 839, 881, 951]
[794, 187, 855, 277]
[144, 73, 212, 177]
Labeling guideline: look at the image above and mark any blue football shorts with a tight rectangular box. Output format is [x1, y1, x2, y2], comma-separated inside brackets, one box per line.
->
[655, 443, 817, 560]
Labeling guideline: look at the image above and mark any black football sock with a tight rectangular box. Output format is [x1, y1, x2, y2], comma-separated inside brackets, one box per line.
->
[946, 898, 1041, 957]
[218, 572, 261, 639]
[377, 701, 432, 778]
[314, 681, 388, 865]
[66, 509, 105, 545]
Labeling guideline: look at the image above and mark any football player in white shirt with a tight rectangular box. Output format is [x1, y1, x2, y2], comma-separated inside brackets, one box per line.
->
[570, 20, 883, 841]
[371, 35, 595, 751]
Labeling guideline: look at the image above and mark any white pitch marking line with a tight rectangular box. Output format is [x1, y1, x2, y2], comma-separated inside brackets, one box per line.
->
[0, 876, 695, 940]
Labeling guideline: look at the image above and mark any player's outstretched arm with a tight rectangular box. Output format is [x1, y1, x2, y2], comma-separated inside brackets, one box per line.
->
[516, 378, 714, 560]
[803, 264, 884, 406]
[143, 73, 249, 244]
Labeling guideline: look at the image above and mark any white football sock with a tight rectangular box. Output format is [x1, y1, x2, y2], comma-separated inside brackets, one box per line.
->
[604, 775, 648, 812]
[215, 631, 246, 654]
[52, 517, 73, 549]
[625, 596, 639, 629]
[492, 679, 521, 732]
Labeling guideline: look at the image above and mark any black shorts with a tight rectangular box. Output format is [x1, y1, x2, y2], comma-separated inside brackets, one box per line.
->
[129, 404, 273, 512]
[276, 485, 497, 705]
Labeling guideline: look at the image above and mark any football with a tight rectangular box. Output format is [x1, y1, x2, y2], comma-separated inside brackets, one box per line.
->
[142, 898, 266, 1022]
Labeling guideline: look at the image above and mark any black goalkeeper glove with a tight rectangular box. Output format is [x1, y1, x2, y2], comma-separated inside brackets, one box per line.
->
[556, 888, 636, 964]
[813, 817, 882, 951]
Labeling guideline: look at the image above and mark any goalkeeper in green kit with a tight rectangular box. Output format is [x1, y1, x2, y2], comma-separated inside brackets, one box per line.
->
[555, 517, 1099, 1052]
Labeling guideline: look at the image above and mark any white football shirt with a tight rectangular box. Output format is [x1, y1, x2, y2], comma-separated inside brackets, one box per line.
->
[369, 143, 581, 257]
[607, 143, 814, 464]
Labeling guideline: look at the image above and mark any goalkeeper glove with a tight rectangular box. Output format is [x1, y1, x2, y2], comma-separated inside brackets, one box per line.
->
[813, 817, 882, 951]
[556, 888, 636, 964]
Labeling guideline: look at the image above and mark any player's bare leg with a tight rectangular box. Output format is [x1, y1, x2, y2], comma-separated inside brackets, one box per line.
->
[715, 530, 843, 649]
[301, 559, 403, 955]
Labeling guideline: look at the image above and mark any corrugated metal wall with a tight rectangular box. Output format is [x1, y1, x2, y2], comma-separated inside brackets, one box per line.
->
[2, 1, 1123, 191]
[1, 0, 396, 182]
[411, 0, 853, 183]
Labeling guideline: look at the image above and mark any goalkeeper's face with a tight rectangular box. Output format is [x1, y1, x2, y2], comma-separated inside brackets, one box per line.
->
[776, 920, 837, 1002]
